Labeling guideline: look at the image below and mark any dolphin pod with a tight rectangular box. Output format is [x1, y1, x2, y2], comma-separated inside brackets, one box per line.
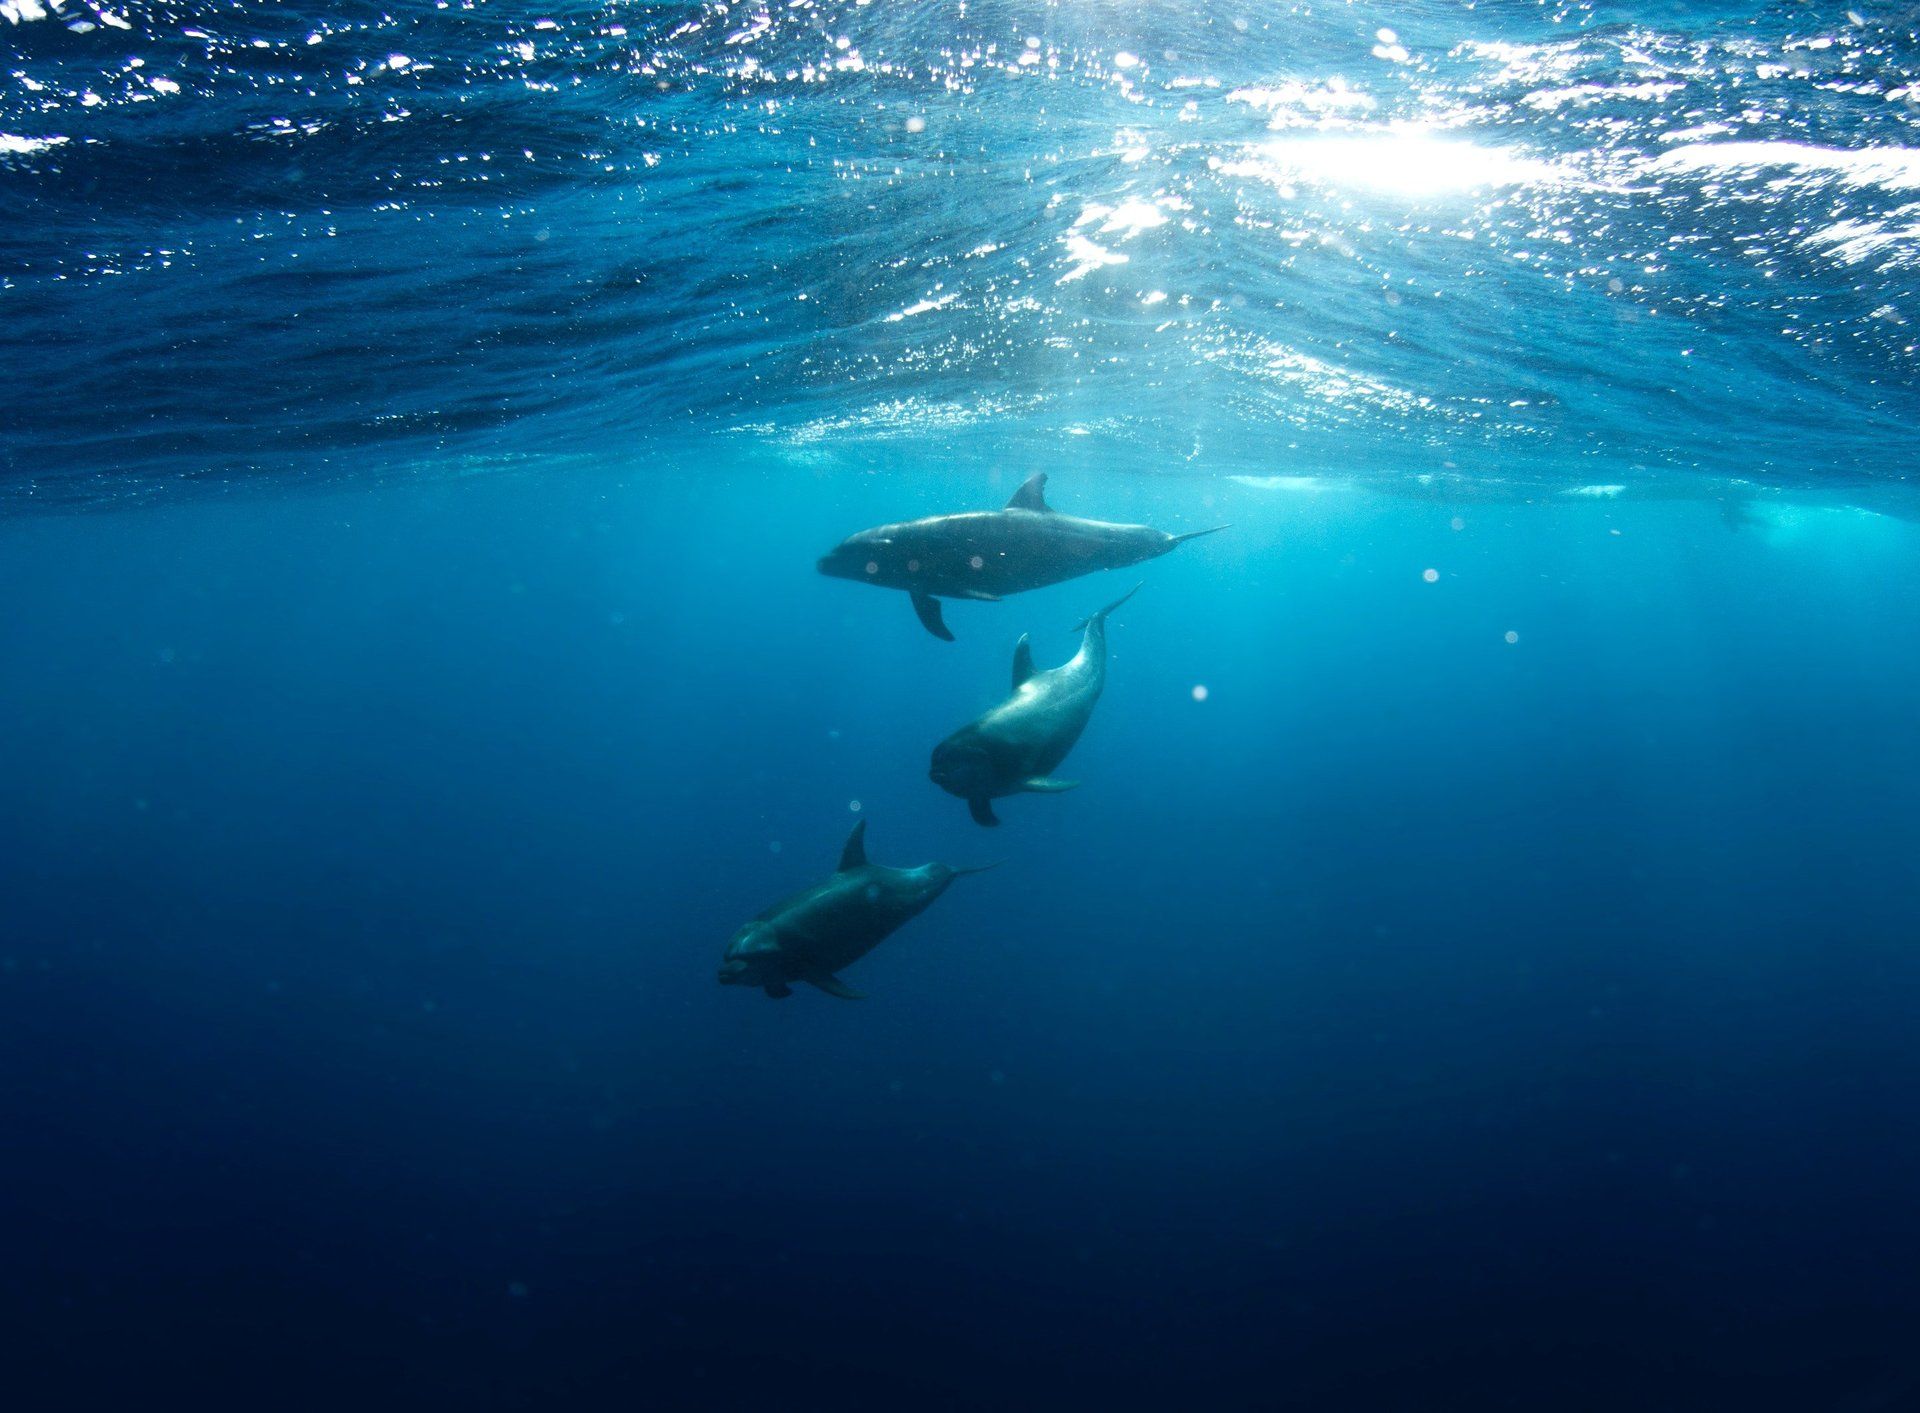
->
[721, 476, 1221, 999]
[816, 470, 1225, 640]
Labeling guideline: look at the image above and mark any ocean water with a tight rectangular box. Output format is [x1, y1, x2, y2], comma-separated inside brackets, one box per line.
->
[5, 2, 1920, 1408]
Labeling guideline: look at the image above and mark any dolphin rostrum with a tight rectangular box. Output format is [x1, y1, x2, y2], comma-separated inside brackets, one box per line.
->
[716, 820, 994, 999]
[928, 584, 1140, 827]
[817, 472, 1225, 640]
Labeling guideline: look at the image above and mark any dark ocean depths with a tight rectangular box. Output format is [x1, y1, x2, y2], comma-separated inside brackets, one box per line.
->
[5, 1, 1920, 1409]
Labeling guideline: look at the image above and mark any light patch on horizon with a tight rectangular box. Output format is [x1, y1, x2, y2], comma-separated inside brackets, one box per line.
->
[1221, 127, 1571, 198]
[1229, 474, 1328, 493]
[1645, 142, 1920, 192]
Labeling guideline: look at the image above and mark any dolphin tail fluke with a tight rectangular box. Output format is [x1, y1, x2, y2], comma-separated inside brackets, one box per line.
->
[1172, 524, 1231, 546]
[911, 590, 954, 641]
[1070, 581, 1144, 634]
[968, 798, 1001, 827]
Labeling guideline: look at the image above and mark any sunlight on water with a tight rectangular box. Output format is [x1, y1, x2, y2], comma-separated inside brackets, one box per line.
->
[0, 1, 1915, 504]
[1224, 127, 1570, 196]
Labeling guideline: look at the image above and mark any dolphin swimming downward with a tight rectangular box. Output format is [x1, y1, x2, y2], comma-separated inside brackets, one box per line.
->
[817, 472, 1225, 640]
[717, 820, 994, 999]
[929, 584, 1141, 827]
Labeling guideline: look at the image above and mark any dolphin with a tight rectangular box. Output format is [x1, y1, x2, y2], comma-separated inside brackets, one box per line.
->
[929, 584, 1140, 827]
[716, 820, 993, 999]
[817, 472, 1225, 640]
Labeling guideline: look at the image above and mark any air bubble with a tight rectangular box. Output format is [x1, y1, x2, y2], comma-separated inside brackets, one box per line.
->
[1422, 568, 1440, 583]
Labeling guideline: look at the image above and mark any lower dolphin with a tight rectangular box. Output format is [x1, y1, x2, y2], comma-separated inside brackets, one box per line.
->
[717, 820, 994, 998]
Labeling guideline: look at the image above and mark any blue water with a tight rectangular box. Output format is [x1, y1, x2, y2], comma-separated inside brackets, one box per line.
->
[6, 2, 1920, 1408]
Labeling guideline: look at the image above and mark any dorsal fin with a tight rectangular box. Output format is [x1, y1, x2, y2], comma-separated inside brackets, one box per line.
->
[1004, 472, 1050, 512]
[1011, 634, 1036, 690]
[838, 819, 868, 872]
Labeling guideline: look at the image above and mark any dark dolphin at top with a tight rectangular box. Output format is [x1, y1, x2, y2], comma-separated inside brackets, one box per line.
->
[716, 820, 993, 1000]
[817, 472, 1225, 640]
[929, 584, 1140, 827]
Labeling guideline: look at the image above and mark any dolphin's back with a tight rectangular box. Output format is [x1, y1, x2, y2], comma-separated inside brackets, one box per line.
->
[760, 865, 935, 975]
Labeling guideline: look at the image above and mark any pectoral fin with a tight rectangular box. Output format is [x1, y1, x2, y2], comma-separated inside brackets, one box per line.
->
[805, 972, 864, 1000]
[1021, 777, 1079, 793]
[968, 798, 1000, 827]
[764, 982, 793, 1000]
[911, 590, 954, 641]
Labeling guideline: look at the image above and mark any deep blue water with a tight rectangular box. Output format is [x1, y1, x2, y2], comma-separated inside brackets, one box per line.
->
[6, 2, 1920, 1409]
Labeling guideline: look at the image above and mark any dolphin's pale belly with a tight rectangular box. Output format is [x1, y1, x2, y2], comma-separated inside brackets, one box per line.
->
[976, 672, 1099, 786]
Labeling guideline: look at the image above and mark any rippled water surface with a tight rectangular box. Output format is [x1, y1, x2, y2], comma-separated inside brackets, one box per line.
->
[3, 1, 1917, 504]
